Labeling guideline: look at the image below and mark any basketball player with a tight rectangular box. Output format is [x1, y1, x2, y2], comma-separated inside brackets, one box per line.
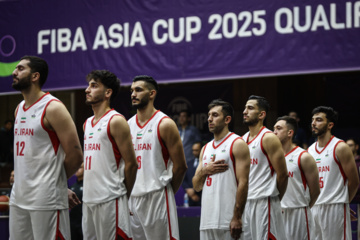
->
[128, 75, 187, 240]
[193, 99, 250, 240]
[274, 116, 320, 239]
[10, 56, 83, 239]
[82, 70, 137, 239]
[242, 95, 288, 239]
[308, 106, 359, 240]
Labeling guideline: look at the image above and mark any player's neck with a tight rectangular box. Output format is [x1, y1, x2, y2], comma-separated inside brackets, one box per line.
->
[213, 128, 230, 141]
[92, 102, 111, 122]
[248, 122, 264, 139]
[137, 104, 157, 125]
[317, 131, 333, 148]
[22, 86, 45, 108]
[282, 141, 297, 155]
[181, 123, 188, 130]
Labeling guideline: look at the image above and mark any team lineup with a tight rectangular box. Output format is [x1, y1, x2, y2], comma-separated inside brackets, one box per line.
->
[9, 55, 359, 240]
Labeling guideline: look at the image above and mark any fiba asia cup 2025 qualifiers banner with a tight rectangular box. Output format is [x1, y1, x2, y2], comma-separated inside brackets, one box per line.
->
[0, 0, 360, 94]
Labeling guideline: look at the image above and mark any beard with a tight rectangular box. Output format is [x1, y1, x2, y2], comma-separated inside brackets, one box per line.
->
[243, 117, 259, 126]
[85, 93, 105, 105]
[312, 125, 327, 137]
[12, 74, 31, 91]
[132, 95, 150, 110]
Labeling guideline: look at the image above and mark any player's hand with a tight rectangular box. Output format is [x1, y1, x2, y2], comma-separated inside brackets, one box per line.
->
[230, 217, 243, 240]
[351, 208, 357, 221]
[186, 188, 200, 202]
[204, 155, 228, 175]
[68, 189, 81, 209]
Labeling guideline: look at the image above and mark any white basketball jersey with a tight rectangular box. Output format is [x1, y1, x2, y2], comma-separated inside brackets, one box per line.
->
[281, 146, 310, 208]
[83, 110, 127, 204]
[200, 132, 242, 230]
[242, 127, 279, 199]
[308, 136, 348, 205]
[10, 93, 68, 210]
[128, 110, 173, 197]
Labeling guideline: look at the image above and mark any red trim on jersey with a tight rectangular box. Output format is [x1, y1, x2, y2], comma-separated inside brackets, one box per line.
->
[15, 104, 20, 118]
[298, 151, 307, 190]
[92, 109, 113, 127]
[245, 126, 266, 144]
[23, 92, 50, 112]
[213, 132, 234, 149]
[107, 114, 124, 169]
[260, 132, 274, 176]
[136, 110, 160, 129]
[314, 135, 335, 154]
[41, 99, 61, 155]
[230, 137, 242, 186]
[333, 140, 347, 185]
[344, 204, 347, 240]
[267, 197, 277, 240]
[201, 143, 208, 162]
[164, 187, 176, 240]
[157, 116, 170, 168]
[83, 119, 87, 132]
[285, 146, 299, 157]
[304, 207, 310, 240]
[55, 210, 65, 240]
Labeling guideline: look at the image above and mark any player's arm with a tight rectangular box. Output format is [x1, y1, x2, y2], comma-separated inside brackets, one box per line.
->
[262, 133, 288, 200]
[44, 101, 83, 178]
[192, 147, 206, 192]
[300, 152, 320, 208]
[159, 118, 188, 193]
[230, 139, 250, 240]
[336, 142, 359, 202]
[110, 115, 138, 198]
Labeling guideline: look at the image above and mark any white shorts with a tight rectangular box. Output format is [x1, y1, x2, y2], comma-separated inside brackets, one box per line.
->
[282, 207, 315, 240]
[9, 205, 70, 240]
[82, 195, 132, 240]
[200, 229, 238, 240]
[243, 196, 286, 240]
[311, 203, 351, 240]
[129, 185, 179, 240]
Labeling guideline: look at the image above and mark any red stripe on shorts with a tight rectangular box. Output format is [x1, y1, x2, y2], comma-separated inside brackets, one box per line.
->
[55, 210, 65, 240]
[165, 187, 177, 240]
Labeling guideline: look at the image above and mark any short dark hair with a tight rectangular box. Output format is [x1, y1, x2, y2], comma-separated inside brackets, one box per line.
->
[133, 75, 159, 92]
[20, 55, 48, 87]
[86, 70, 120, 102]
[346, 138, 358, 145]
[248, 95, 270, 113]
[312, 106, 338, 125]
[179, 109, 192, 118]
[276, 115, 298, 139]
[208, 99, 234, 119]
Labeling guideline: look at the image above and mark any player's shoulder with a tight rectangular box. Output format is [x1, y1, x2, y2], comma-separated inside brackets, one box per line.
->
[262, 130, 278, 141]
[45, 98, 66, 113]
[300, 150, 315, 162]
[159, 115, 176, 128]
[109, 113, 127, 126]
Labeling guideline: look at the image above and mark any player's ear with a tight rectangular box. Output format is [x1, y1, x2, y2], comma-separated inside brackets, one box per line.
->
[149, 90, 156, 98]
[259, 111, 266, 120]
[105, 88, 112, 98]
[225, 115, 231, 125]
